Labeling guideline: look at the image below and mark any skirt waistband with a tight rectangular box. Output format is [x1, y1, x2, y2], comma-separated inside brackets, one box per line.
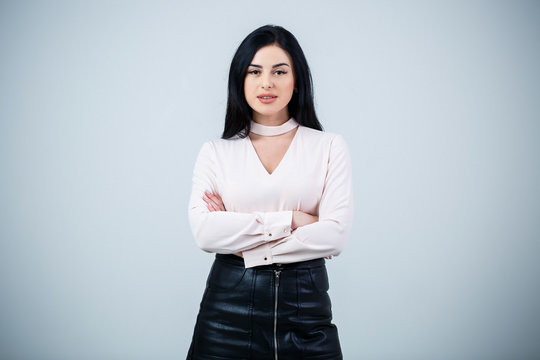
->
[215, 253, 325, 270]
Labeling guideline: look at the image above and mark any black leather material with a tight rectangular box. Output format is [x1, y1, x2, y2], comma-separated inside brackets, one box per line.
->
[187, 254, 342, 360]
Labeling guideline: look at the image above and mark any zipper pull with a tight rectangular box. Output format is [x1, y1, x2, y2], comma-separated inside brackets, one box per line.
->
[275, 270, 281, 287]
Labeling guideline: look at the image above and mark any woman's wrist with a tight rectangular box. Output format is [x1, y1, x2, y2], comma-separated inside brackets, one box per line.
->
[292, 210, 318, 230]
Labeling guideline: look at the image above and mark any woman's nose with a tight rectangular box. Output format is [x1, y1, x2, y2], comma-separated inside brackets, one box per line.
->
[261, 74, 273, 89]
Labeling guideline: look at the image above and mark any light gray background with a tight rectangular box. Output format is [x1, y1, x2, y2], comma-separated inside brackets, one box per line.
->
[1, 1, 539, 359]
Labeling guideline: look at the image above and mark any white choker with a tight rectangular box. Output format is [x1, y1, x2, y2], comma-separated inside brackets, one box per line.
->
[250, 117, 299, 136]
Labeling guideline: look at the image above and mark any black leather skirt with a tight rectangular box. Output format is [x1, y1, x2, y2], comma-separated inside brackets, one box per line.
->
[186, 253, 342, 360]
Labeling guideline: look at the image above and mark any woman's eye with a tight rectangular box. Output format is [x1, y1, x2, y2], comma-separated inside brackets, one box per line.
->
[248, 70, 260, 75]
[275, 70, 287, 75]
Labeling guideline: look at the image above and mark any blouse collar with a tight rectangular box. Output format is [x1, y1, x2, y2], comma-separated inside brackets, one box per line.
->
[250, 117, 299, 136]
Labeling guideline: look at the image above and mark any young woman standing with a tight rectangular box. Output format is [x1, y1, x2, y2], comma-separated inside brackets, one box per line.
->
[186, 24, 354, 360]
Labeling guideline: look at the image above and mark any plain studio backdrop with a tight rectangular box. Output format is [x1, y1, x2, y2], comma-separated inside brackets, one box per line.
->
[1, 1, 539, 359]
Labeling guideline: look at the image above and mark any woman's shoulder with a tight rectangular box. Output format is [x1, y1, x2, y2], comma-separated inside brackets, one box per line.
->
[198, 134, 246, 156]
[299, 125, 347, 146]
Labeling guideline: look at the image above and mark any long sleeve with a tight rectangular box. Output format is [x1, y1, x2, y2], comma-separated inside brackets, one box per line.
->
[188, 141, 293, 253]
[241, 134, 354, 268]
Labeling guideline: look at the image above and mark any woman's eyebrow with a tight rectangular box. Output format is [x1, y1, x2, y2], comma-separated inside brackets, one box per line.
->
[248, 63, 290, 68]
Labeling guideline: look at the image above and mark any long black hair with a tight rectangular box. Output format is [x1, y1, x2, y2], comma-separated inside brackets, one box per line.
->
[221, 24, 323, 139]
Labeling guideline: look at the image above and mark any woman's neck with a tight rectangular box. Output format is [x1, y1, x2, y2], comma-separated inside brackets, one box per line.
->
[252, 112, 290, 126]
[250, 117, 298, 137]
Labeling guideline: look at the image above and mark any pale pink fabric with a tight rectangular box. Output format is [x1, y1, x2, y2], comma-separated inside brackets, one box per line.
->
[187, 123, 354, 268]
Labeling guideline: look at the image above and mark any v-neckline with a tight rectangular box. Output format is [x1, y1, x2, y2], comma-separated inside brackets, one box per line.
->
[247, 126, 301, 176]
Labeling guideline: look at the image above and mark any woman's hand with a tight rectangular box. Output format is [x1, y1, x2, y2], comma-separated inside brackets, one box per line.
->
[292, 211, 332, 259]
[291, 210, 318, 230]
[203, 191, 226, 212]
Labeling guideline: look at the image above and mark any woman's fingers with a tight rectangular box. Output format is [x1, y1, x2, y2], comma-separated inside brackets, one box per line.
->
[207, 192, 225, 211]
[202, 193, 219, 211]
[203, 191, 225, 211]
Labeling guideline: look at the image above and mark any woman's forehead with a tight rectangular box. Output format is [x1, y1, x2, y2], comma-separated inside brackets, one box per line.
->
[250, 45, 292, 66]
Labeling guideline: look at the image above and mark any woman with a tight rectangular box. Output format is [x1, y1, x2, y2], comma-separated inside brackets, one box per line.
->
[186, 24, 354, 360]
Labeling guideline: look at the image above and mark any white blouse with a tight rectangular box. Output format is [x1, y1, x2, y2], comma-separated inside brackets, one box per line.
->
[187, 118, 354, 268]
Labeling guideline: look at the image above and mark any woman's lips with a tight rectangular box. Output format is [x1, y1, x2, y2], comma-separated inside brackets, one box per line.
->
[257, 95, 277, 104]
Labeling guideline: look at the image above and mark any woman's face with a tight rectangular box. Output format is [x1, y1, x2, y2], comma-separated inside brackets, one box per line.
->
[244, 44, 296, 123]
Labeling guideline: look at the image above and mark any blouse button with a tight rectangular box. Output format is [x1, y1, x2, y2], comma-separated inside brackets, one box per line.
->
[268, 233, 272, 237]
[264, 257, 267, 261]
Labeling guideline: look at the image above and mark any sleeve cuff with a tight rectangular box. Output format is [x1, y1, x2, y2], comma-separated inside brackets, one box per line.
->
[254, 210, 293, 241]
[242, 243, 273, 268]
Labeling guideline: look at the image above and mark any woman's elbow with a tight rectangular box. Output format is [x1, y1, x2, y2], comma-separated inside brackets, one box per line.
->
[189, 211, 216, 252]
[330, 224, 350, 255]
[332, 237, 347, 255]
[194, 231, 237, 254]
[195, 236, 214, 253]
[194, 229, 220, 253]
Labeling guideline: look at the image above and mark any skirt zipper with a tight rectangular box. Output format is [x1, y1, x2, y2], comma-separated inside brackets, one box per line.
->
[273, 269, 281, 360]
